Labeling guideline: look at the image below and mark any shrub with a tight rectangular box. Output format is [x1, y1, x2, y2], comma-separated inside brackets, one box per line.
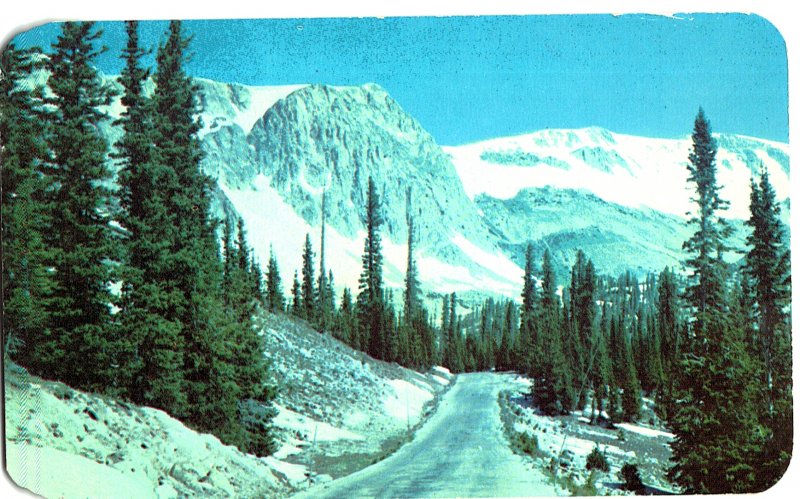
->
[516, 431, 541, 457]
[585, 444, 610, 472]
[620, 462, 645, 493]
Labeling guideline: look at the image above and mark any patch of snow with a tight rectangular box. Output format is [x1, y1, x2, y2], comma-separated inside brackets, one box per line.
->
[616, 423, 675, 439]
[383, 379, 434, 423]
[274, 404, 365, 443]
[445, 127, 789, 221]
[6, 442, 155, 499]
[264, 456, 309, 485]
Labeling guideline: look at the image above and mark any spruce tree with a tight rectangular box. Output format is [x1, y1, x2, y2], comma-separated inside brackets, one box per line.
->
[317, 191, 333, 330]
[744, 168, 792, 489]
[265, 248, 285, 312]
[357, 177, 386, 359]
[1, 44, 54, 366]
[42, 22, 119, 391]
[668, 109, 763, 493]
[151, 21, 262, 448]
[533, 251, 575, 414]
[682, 108, 730, 330]
[519, 243, 539, 377]
[404, 213, 421, 323]
[338, 287, 356, 346]
[114, 20, 185, 406]
[291, 271, 301, 315]
[300, 233, 316, 321]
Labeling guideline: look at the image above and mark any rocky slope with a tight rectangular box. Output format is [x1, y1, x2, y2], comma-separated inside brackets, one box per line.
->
[94, 74, 790, 293]
[4, 363, 290, 498]
[4, 311, 453, 498]
[476, 186, 750, 280]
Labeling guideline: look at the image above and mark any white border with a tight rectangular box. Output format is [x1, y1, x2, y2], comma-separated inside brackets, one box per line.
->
[1, 2, 797, 499]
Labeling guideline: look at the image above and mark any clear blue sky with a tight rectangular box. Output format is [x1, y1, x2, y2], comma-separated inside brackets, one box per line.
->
[11, 14, 788, 144]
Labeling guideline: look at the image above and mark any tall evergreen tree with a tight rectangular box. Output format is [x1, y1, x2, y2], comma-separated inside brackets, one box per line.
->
[533, 251, 575, 414]
[404, 212, 421, 322]
[682, 108, 730, 331]
[151, 21, 255, 447]
[669, 109, 763, 494]
[291, 270, 301, 315]
[265, 247, 285, 313]
[112, 20, 187, 407]
[300, 233, 316, 321]
[317, 191, 333, 329]
[1, 44, 54, 366]
[357, 177, 386, 359]
[42, 22, 119, 391]
[744, 168, 792, 488]
[519, 243, 539, 376]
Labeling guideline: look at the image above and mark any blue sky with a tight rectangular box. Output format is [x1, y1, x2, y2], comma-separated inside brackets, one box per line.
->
[11, 14, 788, 144]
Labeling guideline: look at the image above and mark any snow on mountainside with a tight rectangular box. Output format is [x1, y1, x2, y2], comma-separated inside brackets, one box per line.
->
[476, 186, 748, 280]
[93, 72, 789, 295]
[5, 311, 453, 497]
[445, 126, 790, 221]
[206, 82, 524, 296]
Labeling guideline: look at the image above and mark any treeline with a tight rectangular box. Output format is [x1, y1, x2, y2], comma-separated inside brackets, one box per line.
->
[431, 247, 680, 424]
[2, 21, 276, 456]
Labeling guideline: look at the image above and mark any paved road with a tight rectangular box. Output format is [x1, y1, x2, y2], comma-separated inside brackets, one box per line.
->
[294, 372, 559, 498]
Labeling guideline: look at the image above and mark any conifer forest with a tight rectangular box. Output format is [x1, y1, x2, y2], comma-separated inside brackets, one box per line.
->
[1, 17, 793, 498]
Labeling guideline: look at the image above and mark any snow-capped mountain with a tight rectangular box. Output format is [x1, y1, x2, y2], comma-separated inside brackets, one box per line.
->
[444, 127, 790, 221]
[95, 75, 789, 299]
[193, 81, 524, 297]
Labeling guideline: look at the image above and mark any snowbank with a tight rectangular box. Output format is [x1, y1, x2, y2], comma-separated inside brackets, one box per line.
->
[616, 423, 675, 439]
[383, 379, 435, 424]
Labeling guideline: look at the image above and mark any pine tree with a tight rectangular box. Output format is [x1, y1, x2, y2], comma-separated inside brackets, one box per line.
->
[357, 177, 386, 360]
[533, 251, 576, 414]
[404, 212, 421, 323]
[338, 287, 356, 346]
[1, 44, 54, 366]
[657, 268, 680, 377]
[300, 233, 316, 321]
[668, 109, 763, 493]
[617, 315, 642, 422]
[222, 217, 277, 456]
[42, 22, 120, 391]
[519, 243, 539, 376]
[151, 21, 255, 447]
[265, 248, 285, 313]
[112, 20, 186, 407]
[744, 168, 792, 489]
[682, 108, 730, 331]
[291, 271, 301, 315]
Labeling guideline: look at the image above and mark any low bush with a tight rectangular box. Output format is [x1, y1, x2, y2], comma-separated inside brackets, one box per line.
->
[585, 444, 610, 472]
[620, 462, 645, 493]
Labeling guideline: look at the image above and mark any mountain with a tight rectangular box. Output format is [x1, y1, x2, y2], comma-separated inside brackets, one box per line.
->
[475, 186, 749, 281]
[93, 75, 788, 298]
[444, 126, 790, 221]
[200, 82, 523, 297]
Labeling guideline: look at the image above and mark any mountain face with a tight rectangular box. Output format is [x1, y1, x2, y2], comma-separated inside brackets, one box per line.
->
[94, 74, 789, 298]
[245, 84, 497, 261]
[444, 126, 790, 221]
[198, 82, 522, 297]
[475, 186, 749, 281]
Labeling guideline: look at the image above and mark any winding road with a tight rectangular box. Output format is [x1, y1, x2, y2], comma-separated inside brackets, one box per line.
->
[294, 372, 559, 498]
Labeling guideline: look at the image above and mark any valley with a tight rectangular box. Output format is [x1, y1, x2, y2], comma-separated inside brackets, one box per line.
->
[3, 18, 791, 498]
